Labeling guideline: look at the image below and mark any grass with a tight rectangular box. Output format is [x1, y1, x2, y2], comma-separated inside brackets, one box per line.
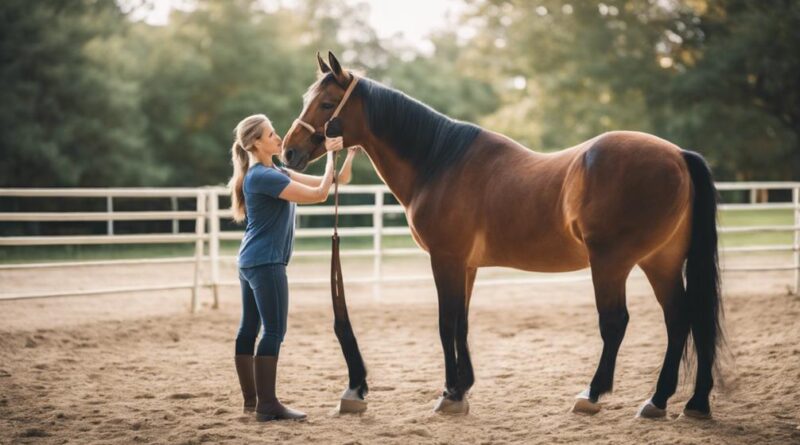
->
[1, 210, 794, 264]
[718, 209, 794, 247]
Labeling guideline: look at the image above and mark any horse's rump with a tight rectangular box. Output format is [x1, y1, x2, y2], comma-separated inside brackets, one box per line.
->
[563, 131, 692, 264]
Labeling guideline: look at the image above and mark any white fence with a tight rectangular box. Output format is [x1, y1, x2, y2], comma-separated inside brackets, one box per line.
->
[1, 182, 799, 310]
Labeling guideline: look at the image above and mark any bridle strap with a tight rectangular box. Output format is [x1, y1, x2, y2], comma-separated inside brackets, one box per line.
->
[332, 74, 359, 119]
[291, 74, 360, 137]
[291, 119, 315, 134]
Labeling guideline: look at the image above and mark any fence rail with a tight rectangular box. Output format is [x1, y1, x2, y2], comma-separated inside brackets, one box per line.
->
[2, 182, 800, 309]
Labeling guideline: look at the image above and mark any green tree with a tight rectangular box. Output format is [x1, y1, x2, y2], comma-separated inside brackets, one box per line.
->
[381, 31, 500, 123]
[135, 0, 316, 186]
[665, 0, 800, 180]
[0, 0, 163, 187]
[465, 0, 800, 180]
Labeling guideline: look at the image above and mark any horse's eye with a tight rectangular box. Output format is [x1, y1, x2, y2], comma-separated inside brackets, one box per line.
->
[321, 102, 335, 110]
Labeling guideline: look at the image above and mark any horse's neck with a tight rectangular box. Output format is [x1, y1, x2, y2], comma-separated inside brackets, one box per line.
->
[360, 136, 417, 207]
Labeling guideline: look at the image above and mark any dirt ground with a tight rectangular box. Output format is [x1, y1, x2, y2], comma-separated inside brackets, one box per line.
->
[1, 255, 800, 444]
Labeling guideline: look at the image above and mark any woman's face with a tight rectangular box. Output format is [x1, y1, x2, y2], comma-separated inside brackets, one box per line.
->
[254, 122, 283, 157]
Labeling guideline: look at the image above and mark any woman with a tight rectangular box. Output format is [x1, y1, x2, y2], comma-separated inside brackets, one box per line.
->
[228, 114, 356, 421]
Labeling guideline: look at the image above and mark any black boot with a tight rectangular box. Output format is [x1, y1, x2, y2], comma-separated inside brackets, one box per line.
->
[234, 355, 257, 413]
[254, 356, 307, 421]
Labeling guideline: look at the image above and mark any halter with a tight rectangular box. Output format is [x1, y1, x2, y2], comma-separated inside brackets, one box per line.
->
[289, 74, 360, 150]
[288, 73, 360, 239]
[288, 73, 364, 377]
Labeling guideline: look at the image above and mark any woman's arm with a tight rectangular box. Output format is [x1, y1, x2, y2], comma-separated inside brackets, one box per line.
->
[286, 170, 323, 187]
[337, 147, 358, 185]
[285, 147, 358, 186]
[278, 152, 336, 204]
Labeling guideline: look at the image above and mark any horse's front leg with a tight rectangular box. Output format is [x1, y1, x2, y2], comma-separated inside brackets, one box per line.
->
[430, 255, 474, 414]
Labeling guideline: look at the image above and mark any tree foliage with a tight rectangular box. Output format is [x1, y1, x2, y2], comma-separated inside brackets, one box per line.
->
[0, 0, 162, 186]
[468, 0, 800, 179]
[1, 0, 502, 187]
[1, 0, 797, 187]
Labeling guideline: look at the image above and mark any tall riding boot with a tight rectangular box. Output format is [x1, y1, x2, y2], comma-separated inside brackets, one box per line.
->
[234, 355, 257, 412]
[253, 356, 307, 421]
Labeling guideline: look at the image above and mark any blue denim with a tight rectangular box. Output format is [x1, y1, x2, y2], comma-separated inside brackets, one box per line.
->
[235, 264, 289, 356]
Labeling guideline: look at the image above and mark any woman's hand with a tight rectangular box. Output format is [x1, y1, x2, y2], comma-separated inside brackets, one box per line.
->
[325, 136, 344, 152]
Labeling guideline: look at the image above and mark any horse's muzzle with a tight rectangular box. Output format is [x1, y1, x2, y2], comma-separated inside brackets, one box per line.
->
[282, 147, 309, 171]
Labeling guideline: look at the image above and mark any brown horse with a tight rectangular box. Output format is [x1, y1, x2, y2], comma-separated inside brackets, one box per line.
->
[283, 52, 723, 419]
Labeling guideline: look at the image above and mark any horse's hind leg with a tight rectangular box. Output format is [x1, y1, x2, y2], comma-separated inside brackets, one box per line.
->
[572, 254, 633, 415]
[637, 252, 690, 419]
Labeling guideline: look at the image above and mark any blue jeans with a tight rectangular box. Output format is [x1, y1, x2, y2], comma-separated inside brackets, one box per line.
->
[236, 264, 289, 356]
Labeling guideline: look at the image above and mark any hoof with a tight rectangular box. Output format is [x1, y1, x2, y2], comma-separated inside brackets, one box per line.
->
[636, 399, 666, 419]
[338, 387, 367, 414]
[572, 389, 601, 415]
[682, 407, 712, 420]
[433, 394, 469, 415]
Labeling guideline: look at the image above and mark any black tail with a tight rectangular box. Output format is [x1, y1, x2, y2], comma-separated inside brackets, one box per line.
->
[682, 150, 724, 389]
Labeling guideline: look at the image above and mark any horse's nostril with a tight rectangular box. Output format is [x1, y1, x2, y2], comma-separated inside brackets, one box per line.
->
[285, 149, 295, 163]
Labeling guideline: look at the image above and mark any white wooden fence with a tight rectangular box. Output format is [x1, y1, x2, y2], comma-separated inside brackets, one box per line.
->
[1, 182, 799, 310]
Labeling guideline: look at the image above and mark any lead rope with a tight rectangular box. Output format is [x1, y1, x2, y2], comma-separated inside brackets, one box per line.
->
[331, 150, 347, 321]
[334, 150, 340, 237]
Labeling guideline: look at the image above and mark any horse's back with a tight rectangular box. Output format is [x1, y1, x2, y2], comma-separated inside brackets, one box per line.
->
[410, 129, 692, 271]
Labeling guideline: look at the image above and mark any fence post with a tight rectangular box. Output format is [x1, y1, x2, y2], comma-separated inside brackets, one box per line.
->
[794, 186, 799, 295]
[192, 190, 207, 313]
[106, 196, 114, 235]
[373, 189, 383, 301]
[171, 196, 179, 234]
[208, 189, 220, 309]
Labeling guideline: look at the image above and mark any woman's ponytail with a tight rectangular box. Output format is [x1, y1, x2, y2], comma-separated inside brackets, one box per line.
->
[227, 114, 270, 223]
[228, 140, 250, 223]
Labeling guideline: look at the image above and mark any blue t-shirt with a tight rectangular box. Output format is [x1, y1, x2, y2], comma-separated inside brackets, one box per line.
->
[237, 163, 296, 268]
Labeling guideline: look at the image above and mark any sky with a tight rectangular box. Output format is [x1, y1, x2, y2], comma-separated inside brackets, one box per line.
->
[360, 0, 467, 53]
[131, 0, 467, 54]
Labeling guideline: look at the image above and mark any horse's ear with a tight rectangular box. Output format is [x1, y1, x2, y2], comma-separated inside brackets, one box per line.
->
[316, 51, 331, 74]
[327, 51, 349, 86]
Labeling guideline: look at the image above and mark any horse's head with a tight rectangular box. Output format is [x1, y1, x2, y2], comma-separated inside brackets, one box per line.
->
[282, 52, 360, 171]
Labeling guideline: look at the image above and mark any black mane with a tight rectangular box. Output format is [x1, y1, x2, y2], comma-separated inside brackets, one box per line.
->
[354, 77, 482, 183]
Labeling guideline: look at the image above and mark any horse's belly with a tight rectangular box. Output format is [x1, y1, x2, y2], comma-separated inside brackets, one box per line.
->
[497, 256, 590, 273]
[474, 235, 589, 272]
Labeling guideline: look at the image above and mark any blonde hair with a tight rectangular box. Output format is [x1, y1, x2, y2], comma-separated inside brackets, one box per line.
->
[228, 114, 270, 223]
